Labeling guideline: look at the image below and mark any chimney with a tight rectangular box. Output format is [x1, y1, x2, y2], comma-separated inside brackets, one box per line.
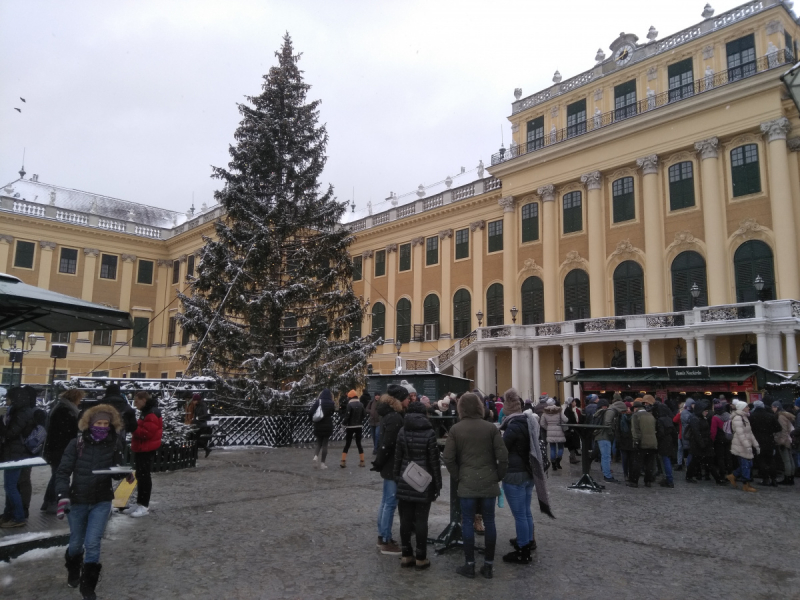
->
[32, 174, 39, 182]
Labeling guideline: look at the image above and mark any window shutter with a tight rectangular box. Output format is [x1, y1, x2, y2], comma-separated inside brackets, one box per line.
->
[486, 284, 504, 326]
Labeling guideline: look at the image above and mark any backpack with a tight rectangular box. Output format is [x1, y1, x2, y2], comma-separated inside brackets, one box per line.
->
[23, 424, 47, 456]
[591, 408, 606, 427]
[722, 419, 733, 441]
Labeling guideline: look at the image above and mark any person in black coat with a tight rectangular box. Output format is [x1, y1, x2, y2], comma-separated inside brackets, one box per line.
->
[101, 384, 137, 436]
[309, 388, 335, 469]
[686, 401, 725, 484]
[748, 399, 782, 486]
[341, 390, 366, 468]
[393, 401, 441, 569]
[41, 388, 85, 513]
[187, 393, 213, 458]
[1, 386, 36, 527]
[653, 402, 678, 487]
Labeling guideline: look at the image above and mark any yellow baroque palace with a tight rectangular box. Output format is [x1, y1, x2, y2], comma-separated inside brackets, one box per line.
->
[2, 0, 799, 400]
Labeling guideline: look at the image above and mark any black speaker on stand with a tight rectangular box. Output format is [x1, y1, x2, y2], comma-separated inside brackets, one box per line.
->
[49, 344, 69, 401]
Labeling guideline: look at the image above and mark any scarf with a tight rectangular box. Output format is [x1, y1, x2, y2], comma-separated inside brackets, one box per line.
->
[58, 396, 82, 418]
[525, 411, 555, 519]
[90, 426, 110, 441]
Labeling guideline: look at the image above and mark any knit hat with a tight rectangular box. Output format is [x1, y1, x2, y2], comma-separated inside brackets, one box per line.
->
[713, 400, 725, 413]
[633, 400, 643, 409]
[420, 395, 431, 406]
[105, 383, 121, 396]
[587, 394, 599, 402]
[752, 400, 765, 410]
[733, 400, 748, 412]
[642, 394, 655, 405]
[546, 398, 555, 406]
[191, 392, 202, 401]
[319, 388, 333, 402]
[503, 388, 522, 415]
[597, 399, 609, 408]
[613, 392, 623, 402]
[407, 401, 426, 414]
[624, 401, 633, 409]
[437, 398, 450, 411]
[347, 390, 358, 398]
[400, 380, 417, 396]
[386, 384, 409, 402]
[771, 400, 783, 410]
[90, 410, 112, 425]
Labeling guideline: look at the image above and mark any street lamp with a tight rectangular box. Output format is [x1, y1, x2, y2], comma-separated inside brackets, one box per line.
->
[554, 369, 564, 402]
[395, 339, 402, 356]
[510, 305, 518, 324]
[754, 274, 765, 301]
[0, 331, 37, 386]
[476, 310, 483, 327]
[690, 282, 700, 307]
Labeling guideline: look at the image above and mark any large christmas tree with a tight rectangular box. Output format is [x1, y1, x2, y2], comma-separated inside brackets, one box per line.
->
[179, 34, 376, 414]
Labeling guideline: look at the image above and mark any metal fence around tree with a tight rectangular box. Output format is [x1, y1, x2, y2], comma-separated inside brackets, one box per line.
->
[211, 413, 372, 447]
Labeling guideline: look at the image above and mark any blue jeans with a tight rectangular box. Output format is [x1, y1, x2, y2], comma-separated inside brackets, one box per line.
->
[377, 478, 397, 542]
[460, 497, 496, 563]
[502, 481, 534, 546]
[549, 443, 564, 461]
[662, 455, 673, 484]
[598, 440, 613, 479]
[68, 501, 112, 563]
[3, 468, 24, 522]
[371, 426, 380, 452]
[676, 437, 684, 465]
[732, 457, 752, 482]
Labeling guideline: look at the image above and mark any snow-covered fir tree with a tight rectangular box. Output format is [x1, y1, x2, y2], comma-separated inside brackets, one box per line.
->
[179, 34, 376, 414]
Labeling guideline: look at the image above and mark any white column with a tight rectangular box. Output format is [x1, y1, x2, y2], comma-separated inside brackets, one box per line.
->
[768, 333, 782, 371]
[697, 336, 708, 366]
[562, 344, 572, 400]
[686, 338, 696, 367]
[570, 344, 581, 400]
[707, 337, 717, 366]
[785, 331, 798, 373]
[640, 340, 651, 367]
[477, 347, 487, 393]
[511, 346, 522, 393]
[486, 350, 497, 396]
[625, 340, 635, 368]
[532, 346, 541, 401]
[453, 356, 464, 380]
[756, 332, 768, 368]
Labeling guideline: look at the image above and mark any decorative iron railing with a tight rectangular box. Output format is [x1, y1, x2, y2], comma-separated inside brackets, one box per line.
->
[494, 50, 794, 165]
[459, 331, 477, 350]
[212, 414, 372, 447]
[700, 303, 757, 322]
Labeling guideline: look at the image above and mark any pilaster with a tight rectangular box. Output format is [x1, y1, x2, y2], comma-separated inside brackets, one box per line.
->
[499, 196, 518, 312]
[386, 244, 397, 345]
[470, 221, 485, 319]
[37, 241, 56, 289]
[636, 154, 665, 312]
[439, 229, 453, 340]
[694, 137, 729, 305]
[581, 171, 606, 316]
[537, 185, 558, 322]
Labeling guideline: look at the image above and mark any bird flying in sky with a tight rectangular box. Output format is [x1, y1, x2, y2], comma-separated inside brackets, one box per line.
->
[20, 97, 26, 102]
[14, 108, 21, 112]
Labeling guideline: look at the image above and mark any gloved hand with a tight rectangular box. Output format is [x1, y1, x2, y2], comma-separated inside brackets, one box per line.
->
[57, 498, 71, 520]
[126, 472, 136, 484]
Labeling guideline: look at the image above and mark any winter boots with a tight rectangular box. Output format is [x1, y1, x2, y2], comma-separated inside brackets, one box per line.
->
[456, 563, 475, 578]
[80, 562, 101, 600]
[725, 473, 737, 488]
[359, 453, 365, 467]
[473, 514, 485, 534]
[569, 450, 579, 464]
[65, 549, 83, 588]
[778, 476, 795, 485]
[551, 458, 562, 470]
[340, 453, 347, 468]
[742, 482, 757, 492]
[502, 542, 533, 564]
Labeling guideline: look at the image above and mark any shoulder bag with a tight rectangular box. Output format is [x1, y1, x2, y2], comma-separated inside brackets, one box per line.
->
[401, 431, 432, 493]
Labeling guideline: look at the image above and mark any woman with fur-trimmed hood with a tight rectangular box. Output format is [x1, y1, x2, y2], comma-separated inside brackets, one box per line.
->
[56, 404, 127, 599]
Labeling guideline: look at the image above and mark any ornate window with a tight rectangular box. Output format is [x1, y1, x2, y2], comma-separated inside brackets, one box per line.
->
[486, 283, 504, 326]
[396, 298, 411, 343]
[730, 144, 760, 197]
[521, 202, 539, 242]
[613, 261, 645, 316]
[671, 251, 707, 311]
[564, 269, 590, 320]
[426, 236, 439, 266]
[612, 177, 635, 223]
[521, 276, 544, 325]
[563, 191, 582, 234]
[488, 220, 503, 253]
[614, 80, 637, 121]
[727, 34, 756, 81]
[668, 161, 695, 210]
[424, 294, 440, 326]
[668, 58, 694, 101]
[371, 302, 385, 341]
[734, 240, 775, 302]
[566, 99, 587, 138]
[453, 289, 471, 338]
[455, 229, 469, 260]
[527, 116, 544, 150]
[399, 243, 411, 271]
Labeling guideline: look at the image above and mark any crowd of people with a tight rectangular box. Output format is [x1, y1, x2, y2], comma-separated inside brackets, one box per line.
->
[1, 383, 167, 599]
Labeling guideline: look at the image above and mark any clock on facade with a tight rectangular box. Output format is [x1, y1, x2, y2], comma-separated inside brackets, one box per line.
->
[614, 43, 636, 66]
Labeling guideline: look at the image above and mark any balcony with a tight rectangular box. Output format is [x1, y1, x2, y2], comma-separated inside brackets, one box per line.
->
[492, 49, 795, 166]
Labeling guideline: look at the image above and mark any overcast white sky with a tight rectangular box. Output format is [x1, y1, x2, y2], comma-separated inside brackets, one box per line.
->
[0, 0, 747, 216]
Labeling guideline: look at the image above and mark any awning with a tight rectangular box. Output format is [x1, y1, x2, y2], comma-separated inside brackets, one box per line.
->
[0, 273, 133, 333]
[566, 365, 759, 384]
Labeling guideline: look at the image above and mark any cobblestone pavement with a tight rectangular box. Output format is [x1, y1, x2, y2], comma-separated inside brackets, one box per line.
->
[2, 445, 799, 600]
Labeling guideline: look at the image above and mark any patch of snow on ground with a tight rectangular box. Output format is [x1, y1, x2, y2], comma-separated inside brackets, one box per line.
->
[0, 545, 65, 573]
[0, 531, 59, 548]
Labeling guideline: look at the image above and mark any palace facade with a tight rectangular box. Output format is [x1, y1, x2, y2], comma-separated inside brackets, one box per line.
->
[1, 0, 799, 401]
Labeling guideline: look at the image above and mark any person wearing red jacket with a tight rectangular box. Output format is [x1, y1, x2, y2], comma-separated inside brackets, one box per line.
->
[125, 391, 163, 518]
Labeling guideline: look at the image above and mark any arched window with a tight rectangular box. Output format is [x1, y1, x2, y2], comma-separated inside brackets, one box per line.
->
[613, 261, 645, 316]
[453, 289, 471, 338]
[671, 251, 707, 311]
[423, 294, 440, 325]
[371, 302, 385, 342]
[521, 276, 544, 325]
[486, 283, 504, 326]
[396, 298, 411, 343]
[564, 269, 590, 320]
[734, 240, 775, 302]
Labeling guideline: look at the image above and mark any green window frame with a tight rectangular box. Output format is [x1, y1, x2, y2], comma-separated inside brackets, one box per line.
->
[137, 260, 154, 285]
[452, 289, 471, 338]
[566, 99, 587, 137]
[731, 144, 760, 197]
[614, 80, 637, 121]
[349, 318, 362, 341]
[131, 317, 150, 348]
[181, 324, 191, 346]
[668, 58, 694, 101]
[455, 229, 469, 260]
[426, 236, 439, 266]
[521, 276, 544, 325]
[374, 249, 386, 277]
[521, 203, 539, 242]
[167, 317, 176, 346]
[399, 243, 411, 271]
[734, 240, 775, 302]
[727, 34, 756, 81]
[352, 255, 362, 281]
[59, 248, 78, 274]
[487, 220, 503, 253]
[486, 283, 504, 326]
[613, 261, 645, 316]
[371, 302, 385, 341]
[671, 251, 707, 311]
[93, 330, 112, 346]
[612, 177, 635, 223]
[564, 269, 590, 320]
[424, 294, 440, 326]
[172, 259, 180, 284]
[563, 191, 582, 234]
[396, 298, 411, 344]
[526, 116, 544, 151]
[668, 161, 695, 210]
[187, 255, 195, 278]
[100, 254, 117, 279]
[13, 240, 35, 269]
